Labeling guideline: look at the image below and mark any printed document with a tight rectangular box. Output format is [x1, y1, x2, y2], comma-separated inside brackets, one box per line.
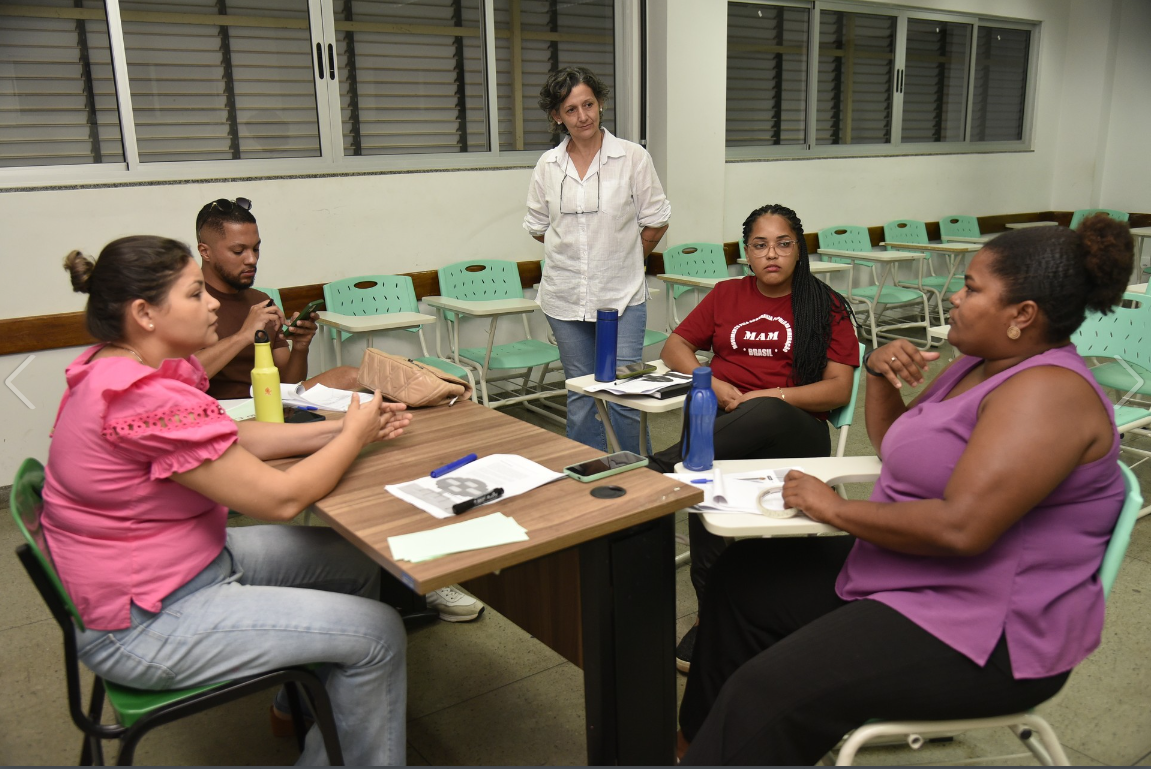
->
[668, 466, 804, 518]
[386, 454, 565, 519]
[583, 370, 692, 396]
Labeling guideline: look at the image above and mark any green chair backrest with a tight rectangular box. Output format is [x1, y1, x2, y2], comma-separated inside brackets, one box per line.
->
[10, 458, 85, 630]
[829, 343, 866, 430]
[662, 243, 727, 298]
[939, 215, 981, 240]
[1070, 208, 1129, 230]
[818, 225, 874, 267]
[322, 275, 421, 342]
[883, 219, 930, 248]
[1103, 463, 1141, 598]
[253, 286, 283, 312]
[438, 259, 524, 301]
[1071, 301, 1151, 370]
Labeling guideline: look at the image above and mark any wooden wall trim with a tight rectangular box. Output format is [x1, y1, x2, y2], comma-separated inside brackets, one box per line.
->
[6, 211, 1147, 358]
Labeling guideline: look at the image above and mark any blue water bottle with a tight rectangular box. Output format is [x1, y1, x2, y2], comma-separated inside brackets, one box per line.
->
[682, 367, 718, 471]
[594, 307, 618, 382]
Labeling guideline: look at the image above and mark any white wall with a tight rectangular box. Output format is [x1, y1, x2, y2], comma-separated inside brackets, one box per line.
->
[1097, 0, 1151, 213]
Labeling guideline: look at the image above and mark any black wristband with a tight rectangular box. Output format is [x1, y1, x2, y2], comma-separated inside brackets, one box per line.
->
[862, 350, 884, 377]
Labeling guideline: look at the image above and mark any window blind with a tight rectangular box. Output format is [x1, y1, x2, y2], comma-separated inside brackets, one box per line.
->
[726, 2, 809, 148]
[334, 0, 489, 156]
[494, 0, 614, 152]
[971, 25, 1029, 142]
[0, 0, 123, 167]
[816, 9, 894, 146]
[119, 0, 321, 163]
[900, 19, 970, 143]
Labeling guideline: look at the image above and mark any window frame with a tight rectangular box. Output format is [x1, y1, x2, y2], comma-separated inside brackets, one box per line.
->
[724, 0, 1040, 162]
[0, 0, 632, 189]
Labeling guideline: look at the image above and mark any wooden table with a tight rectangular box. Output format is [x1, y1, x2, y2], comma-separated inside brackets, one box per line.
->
[296, 400, 702, 765]
[565, 360, 686, 453]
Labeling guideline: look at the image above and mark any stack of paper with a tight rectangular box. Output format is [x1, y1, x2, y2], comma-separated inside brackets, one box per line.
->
[386, 454, 564, 519]
[243, 383, 362, 412]
[669, 467, 803, 518]
[583, 371, 693, 396]
[388, 513, 528, 562]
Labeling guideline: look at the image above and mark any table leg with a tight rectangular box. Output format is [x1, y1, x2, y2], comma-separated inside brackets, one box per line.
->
[595, 397, 621, 452]
[579, 515, 676, 766]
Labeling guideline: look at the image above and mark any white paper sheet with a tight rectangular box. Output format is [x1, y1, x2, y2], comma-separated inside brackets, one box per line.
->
[667, 466, 803, 518]
[247, 383, 360, 412]
[386, 454, 565, 519]
[387, 513, 528, 563]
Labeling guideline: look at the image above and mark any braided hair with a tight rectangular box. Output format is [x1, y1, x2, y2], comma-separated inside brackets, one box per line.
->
[742, 204, 856, 387]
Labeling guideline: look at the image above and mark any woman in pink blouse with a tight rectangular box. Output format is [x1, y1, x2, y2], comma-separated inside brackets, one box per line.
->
[44, 236, 412, 766]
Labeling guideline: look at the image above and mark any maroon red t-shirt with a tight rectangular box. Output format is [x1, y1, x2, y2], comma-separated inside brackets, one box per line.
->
[673, 276, 859, 418]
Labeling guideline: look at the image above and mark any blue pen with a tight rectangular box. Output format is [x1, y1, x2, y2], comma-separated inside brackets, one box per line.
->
[295, 405, 318, 411]
[691, 478, 713, 484]
[430, 453, 478, 478]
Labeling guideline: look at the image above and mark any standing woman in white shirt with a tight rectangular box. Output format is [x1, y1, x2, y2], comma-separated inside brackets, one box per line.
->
[524, 67, 671, 453]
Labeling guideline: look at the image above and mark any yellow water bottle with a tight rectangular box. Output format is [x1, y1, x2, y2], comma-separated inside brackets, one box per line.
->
[251, 329, 284, 423]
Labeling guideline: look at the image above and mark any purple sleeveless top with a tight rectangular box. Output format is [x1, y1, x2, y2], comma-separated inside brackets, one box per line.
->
[836, 345, 1123, 679]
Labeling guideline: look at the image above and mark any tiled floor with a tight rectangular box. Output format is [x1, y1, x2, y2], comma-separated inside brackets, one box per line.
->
[3, 341, 1151, 765]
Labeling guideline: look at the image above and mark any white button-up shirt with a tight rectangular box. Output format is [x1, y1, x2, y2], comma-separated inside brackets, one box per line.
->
[524, 128, 671, 322]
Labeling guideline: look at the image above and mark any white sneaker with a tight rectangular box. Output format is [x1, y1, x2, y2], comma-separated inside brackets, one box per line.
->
[426, 586, 485, 622]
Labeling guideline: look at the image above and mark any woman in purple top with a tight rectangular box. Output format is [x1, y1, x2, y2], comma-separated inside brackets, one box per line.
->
[677, 215, 1135, 765]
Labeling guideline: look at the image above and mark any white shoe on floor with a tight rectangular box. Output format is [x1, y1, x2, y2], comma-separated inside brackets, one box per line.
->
[426, 586, 485, 622]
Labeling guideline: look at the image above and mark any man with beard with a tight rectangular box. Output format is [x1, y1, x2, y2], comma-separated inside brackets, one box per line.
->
[194, 197, 360, 399]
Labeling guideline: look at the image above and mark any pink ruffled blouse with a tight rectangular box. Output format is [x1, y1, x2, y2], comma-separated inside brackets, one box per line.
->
[42, 346, 238, 631]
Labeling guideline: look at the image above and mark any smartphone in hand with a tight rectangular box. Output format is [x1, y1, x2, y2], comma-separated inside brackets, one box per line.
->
[283, 299, 325, 334]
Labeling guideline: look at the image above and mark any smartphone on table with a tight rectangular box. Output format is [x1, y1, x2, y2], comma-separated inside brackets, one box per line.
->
[615, 362, 657, 379]
[283, 299, 325, 334]
[564, 451, 649, 482]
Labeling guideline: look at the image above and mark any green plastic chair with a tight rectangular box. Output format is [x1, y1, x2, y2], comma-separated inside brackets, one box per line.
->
[321, 274, 476, 399]
[938, 215, 981, 240]
[817, 225, 931, 349]
[10, 458, 343, 766]
[837, 460, 1142, 766]
[662, 243, 730, 328]
[253, 286, 284, 312]
[1069, 208, 1129, 230]
[828, 343, 866, 460]
[885, 219, 965, 327]
[436, 259, 561, 409]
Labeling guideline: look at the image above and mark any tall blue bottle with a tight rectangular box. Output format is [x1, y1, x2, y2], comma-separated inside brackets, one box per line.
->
[682, 367, 718, 471]
[594, 307, 618, 382]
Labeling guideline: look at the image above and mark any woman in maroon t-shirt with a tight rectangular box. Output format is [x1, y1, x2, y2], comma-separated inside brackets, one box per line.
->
[649, 203, 860, 673]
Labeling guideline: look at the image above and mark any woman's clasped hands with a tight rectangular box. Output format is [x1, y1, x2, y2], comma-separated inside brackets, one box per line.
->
[342, 390, 413, 446]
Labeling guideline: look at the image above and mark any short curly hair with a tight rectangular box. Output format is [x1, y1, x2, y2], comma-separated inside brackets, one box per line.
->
[537, 66, 610, 136]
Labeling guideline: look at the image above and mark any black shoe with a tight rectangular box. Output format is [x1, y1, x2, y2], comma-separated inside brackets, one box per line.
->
[676, 626, 697, 674]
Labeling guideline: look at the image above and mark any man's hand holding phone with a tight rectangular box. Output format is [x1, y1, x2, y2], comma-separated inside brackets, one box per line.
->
[283, 299, 325, 347]
[241, 299, 286, 343]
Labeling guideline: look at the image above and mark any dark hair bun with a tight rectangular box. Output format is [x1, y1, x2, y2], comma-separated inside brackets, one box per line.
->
[63, 250, 95, 294]
[1078, 214, 1133, 313]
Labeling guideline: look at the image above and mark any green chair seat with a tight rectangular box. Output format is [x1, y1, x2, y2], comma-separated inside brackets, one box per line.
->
[644, 329, 670, 348]
[459, 339, 561, 370]
[901, 274, 965, 294]
[415, 356, 471, 381]
[1091, 361, 1151, 397]
[105, 680, 226, 728]
[850, 284, 926, 304]
[1114, 404, 1151, 431]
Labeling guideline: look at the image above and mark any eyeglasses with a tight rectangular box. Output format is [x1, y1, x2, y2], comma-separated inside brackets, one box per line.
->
[746, 240, 797, 257]
[196, 197, 253, 232]
[558, 155, 601, 215]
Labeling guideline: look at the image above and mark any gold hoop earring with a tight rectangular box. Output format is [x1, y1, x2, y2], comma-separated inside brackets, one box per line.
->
[1007, 325, 1021, 340]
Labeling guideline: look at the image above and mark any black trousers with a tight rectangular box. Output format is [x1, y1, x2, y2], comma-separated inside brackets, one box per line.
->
[648, 397, 832, 609]
[679, 537, 1071, 766]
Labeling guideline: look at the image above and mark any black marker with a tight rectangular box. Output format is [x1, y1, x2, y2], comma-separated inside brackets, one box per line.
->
[451, 487, 504, 516]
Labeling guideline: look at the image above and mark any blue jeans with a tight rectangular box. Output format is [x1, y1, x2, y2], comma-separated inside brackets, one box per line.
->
[547, 303, 648, 454]
[76, 526, 406, 766]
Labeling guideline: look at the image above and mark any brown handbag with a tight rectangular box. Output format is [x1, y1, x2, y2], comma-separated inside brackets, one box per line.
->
[356, 348, 472, 408]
